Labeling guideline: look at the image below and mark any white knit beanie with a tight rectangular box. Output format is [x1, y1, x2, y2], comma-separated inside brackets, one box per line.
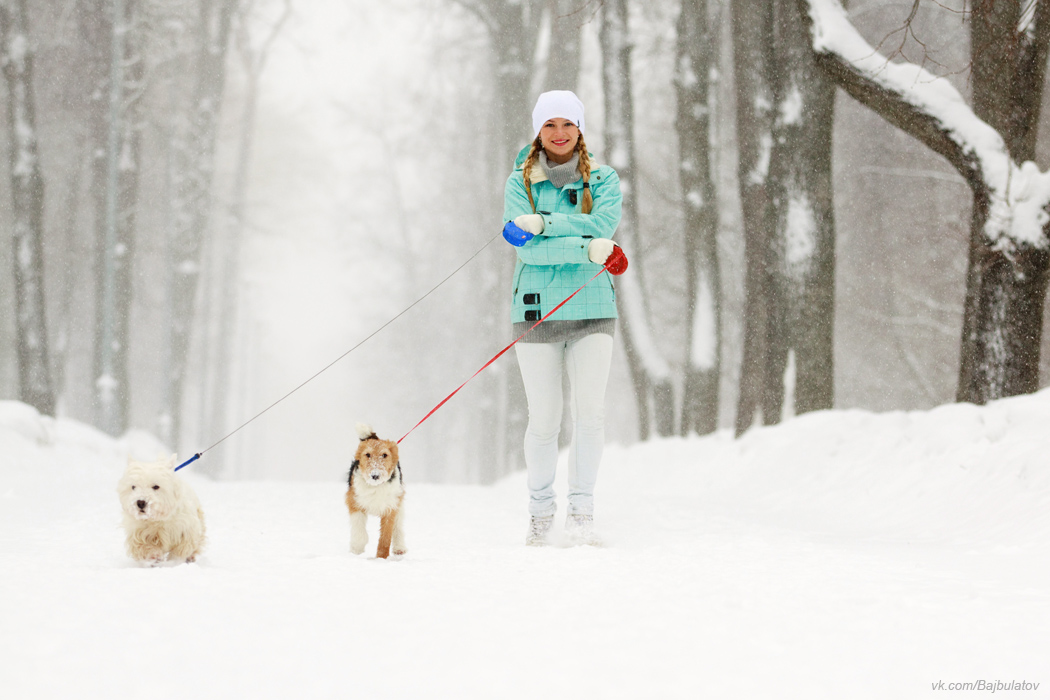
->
[532, 90, 585, 137]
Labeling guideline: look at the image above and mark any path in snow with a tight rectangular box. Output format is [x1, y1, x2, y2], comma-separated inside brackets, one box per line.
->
[1, 394, 1048, 699]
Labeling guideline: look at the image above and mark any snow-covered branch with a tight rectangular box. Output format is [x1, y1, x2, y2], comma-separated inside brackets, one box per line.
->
[799, 0, 1050, 252]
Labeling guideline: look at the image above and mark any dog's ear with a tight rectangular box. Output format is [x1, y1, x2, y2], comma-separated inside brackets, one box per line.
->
[167, 453, 178, 470]
[348, 460, 359, 486]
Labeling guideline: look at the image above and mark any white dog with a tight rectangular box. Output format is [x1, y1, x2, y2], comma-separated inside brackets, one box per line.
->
[117, 455, 205, 566]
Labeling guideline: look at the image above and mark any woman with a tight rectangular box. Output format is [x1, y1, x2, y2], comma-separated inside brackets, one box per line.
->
[502, 90, 626, 546]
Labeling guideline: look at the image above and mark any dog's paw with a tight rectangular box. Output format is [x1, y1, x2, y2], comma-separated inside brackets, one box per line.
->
[145, 553, 170, 567]
[392, 548, 407, 557]
[349, 528, 368, 554]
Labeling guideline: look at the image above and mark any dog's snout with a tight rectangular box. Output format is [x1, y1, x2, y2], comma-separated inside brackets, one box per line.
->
[136, 500, 147, 510]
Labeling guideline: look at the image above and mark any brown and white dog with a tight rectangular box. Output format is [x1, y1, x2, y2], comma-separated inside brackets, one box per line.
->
[345, 423, 406, 559]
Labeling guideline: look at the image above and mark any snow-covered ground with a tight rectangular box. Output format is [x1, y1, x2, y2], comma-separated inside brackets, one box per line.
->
[1, 393, 1048, 699]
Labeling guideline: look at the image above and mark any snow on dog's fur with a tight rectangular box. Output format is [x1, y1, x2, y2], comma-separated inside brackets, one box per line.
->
[117, 455, 205, 566]
[345, 423, 406, 559]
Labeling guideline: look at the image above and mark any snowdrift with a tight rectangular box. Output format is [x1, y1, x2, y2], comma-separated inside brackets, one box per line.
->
[1, 393, 1047, 699]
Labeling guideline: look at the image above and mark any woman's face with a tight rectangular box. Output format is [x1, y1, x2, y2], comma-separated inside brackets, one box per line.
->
[539, 118, 581, 165]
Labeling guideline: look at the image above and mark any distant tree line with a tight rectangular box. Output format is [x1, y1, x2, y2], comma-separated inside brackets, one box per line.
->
[3, 0, 1050, 481]
[0, 0, 285, 470]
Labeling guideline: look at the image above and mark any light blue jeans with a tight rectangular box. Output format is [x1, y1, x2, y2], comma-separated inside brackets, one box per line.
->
[515, 333, 614, 517]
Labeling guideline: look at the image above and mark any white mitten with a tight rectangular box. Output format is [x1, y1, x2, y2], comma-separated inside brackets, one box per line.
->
[514, 214, 545, 235]
[588, 238, 614, 265]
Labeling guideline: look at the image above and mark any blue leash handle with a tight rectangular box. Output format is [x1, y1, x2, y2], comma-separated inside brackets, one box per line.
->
[175, 453, 201, 472]
[502, 221, 534, 247]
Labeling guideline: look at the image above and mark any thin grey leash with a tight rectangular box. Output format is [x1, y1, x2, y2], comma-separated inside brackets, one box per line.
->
[175, 231, 502, 471]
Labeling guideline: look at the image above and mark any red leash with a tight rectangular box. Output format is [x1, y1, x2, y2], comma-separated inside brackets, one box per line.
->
[397, 260, 619, 444]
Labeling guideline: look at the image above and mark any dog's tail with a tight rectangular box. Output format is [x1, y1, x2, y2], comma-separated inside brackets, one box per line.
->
[356, 423, 379, 441]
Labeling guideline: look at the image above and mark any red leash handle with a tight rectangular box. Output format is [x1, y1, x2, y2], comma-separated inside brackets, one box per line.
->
[397, 266, 610, 444]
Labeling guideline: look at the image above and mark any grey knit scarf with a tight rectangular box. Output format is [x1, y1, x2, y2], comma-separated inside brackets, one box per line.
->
[539, 151, 582, 188]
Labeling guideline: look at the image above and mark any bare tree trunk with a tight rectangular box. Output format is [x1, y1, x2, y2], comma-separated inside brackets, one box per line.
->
[79, 0, 140, 434]
[80, 0, 113, 425]
[111, 2, 144, 431]
[456, 0, 540, 480]
[675, 0, 721, 435]
[546, 0, 583, 92]
[767, 0, 836, 419]
[92, 0, 144, 436]
[958, 0, 1050, 403]
[732, 0, 835, 433]
[798, 0, 1050, 406]
[166, 0, 236, 448]
[205, 0, 291, 475]
[731, 0, 775, 435]
[51, 145, 89, 412]
[91, 0, 120, 434]
[1, 0, 55, 416]
[156, 39, 188, 447]
[601, 0, 674, 439]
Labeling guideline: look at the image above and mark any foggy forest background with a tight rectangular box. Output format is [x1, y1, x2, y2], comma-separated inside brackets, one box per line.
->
[4, 0, 1050, 483]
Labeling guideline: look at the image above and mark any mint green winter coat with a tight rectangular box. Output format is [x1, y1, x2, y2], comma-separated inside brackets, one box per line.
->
[503, 145, 622, 324]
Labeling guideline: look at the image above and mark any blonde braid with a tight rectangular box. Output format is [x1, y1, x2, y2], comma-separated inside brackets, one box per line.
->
[576, 136, 593, 214]
[521, 136, 543, 213]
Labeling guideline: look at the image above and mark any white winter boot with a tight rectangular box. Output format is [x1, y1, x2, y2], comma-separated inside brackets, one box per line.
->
[565, 513, 600, 546]
[525, 515, 554, 546]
